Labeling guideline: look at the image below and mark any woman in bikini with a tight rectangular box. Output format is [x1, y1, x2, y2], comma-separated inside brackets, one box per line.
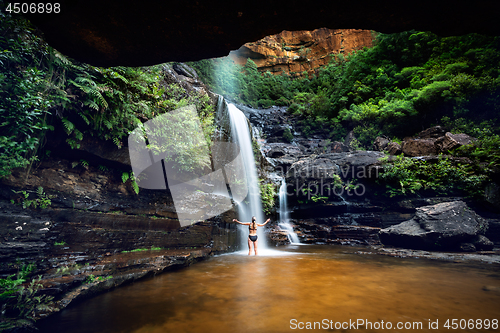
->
[232, 216, 270, 255]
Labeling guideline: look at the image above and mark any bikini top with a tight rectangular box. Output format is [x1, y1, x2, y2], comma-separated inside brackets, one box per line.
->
[249, 222, 257, 231]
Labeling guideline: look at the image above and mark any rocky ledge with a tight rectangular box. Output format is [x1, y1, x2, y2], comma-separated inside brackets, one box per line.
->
[380, 201, 493, 251]
[229, 28, 374, 77]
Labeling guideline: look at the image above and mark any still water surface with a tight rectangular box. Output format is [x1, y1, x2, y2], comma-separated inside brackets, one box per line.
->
[38, 245, 500, 332]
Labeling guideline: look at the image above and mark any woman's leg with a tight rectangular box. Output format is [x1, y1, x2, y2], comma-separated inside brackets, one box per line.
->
[254, 239, 258, 255]
[247, 237, 252, 255]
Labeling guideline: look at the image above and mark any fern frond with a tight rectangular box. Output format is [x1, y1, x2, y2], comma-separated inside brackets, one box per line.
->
[130, 172, 140, 194]
[85, 99, 100, 111]
[88, 89, 109, 109]
[79, 113, 90, 125]
[121, 172, 129, 183]
[53, 50, 71, 66]
[80, 159, 89, 169]
[62, 118, 74, 134]
[74, 76, 97, 87]
[74, 129, 83, 141]
[103, 119, 113, 130]
[113, 137, 122, 148]
[131, 179, 140, 194]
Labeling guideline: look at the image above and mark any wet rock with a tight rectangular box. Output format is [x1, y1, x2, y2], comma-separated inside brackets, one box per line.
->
[330, 151, 385, 168]
[410, 155, 472, 164]
[401, 138, 438, 156]
[263, 143, 302, 171]
[459, 242, 476, 252]
[416, 126, 446, 139]
[373, 137, 390, 151]
[332, 225, 381, 245]
[435, 132, 476, 153]
[472, 235, 495, 251]
[379, 201, 488, 250]
[72, 136, 131, 167]
[267, 227, 291, 246]
[329, 141, 350, 153]
[485, 182, 500, 208]
[284, 151, 384, 202]
[386, 142, 402, 155]
[265, 143, 302, 158]
[172, 63, 198, 79]
[485, 219, 500, 246]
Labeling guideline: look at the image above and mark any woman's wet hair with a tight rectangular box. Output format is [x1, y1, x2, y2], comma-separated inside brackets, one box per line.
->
[251, 216, 256, 222]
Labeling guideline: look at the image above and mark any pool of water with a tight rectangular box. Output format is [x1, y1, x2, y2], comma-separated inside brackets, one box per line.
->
[38, 245, 500, 332]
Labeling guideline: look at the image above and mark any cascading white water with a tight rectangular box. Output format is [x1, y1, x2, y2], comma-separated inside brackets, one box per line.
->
[278, 178, 300, 244]
[227, 103, 268, 250]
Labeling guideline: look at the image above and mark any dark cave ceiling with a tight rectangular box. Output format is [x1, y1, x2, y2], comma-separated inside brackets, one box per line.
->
[24, 0, 500, 67]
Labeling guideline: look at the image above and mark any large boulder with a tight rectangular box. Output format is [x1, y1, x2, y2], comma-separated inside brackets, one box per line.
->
[263, 143, 303, 170]
[379, 201, 489, 250]
[416, 126, 446, 139]
[285, 151, 384, 199]
[373, 136, 390, 151]
[387, 142, 402, 155]
[401, 139, 438, 156]
[435, 132, 476, 153]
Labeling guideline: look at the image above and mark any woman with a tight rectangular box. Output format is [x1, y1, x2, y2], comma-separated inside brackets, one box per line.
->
[232, 216, 270, 255]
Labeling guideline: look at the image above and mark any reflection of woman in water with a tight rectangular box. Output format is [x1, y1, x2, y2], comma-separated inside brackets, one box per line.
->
[232, 216, 270, 255]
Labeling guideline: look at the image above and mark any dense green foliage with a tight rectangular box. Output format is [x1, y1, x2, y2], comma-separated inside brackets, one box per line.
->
[190, 31, 500, 144]
[260, 181, 277, 215]
[0, 12, 214, 179]
[11, 186, 53, 208]
[0, 264, 53, 324]
[378, 155, 487, 197]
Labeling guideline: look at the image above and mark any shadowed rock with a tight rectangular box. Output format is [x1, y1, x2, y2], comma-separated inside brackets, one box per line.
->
[25, 0, 500, 67]
[435, 132, 476, 153]
[379, 201, 490, 251]
[401, 139, 438, 156]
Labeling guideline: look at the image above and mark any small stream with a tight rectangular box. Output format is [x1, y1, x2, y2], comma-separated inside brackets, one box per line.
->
[38, 245, 500, 333]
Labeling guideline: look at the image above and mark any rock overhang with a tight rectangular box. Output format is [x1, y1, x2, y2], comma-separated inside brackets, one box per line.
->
[24, 0, 500, 67]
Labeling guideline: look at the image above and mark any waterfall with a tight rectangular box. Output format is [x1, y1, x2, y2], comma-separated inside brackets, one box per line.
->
[278, 178, 300, 244]
[227, 102, 268, 250]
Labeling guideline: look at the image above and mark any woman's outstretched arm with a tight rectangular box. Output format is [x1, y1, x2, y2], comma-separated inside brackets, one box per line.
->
[257, 218, 271, 227]
[232, 219, 250, 225]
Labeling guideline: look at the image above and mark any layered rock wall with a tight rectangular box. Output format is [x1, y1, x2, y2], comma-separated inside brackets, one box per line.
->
[229, 28, 374, 77]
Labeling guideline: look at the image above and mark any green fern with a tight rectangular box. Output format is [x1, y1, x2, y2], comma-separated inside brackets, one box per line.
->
[103, 119, 113, 130]
[52, 49, 71, 66]
[62, 118, 74, 134]
[131, 179, 140, 194]
[66, 138, 80, 149]
[113, 137, 122, 148]
[70, 77, 109, 109]
[80, 159, 89, 169]
[74, 129, 83, 141]
[130, 172, 140, 194]
[85, 99, 100, 111]
[36, 186, 44, 197]
[121, 172, 129, 183]
[79, 113, 90, 125]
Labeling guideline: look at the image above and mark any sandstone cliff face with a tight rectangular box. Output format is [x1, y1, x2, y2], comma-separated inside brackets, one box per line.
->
[229, 28, 374, 76]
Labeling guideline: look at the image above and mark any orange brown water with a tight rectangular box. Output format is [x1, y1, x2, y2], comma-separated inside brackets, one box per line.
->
[38, 245, 500, 332]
